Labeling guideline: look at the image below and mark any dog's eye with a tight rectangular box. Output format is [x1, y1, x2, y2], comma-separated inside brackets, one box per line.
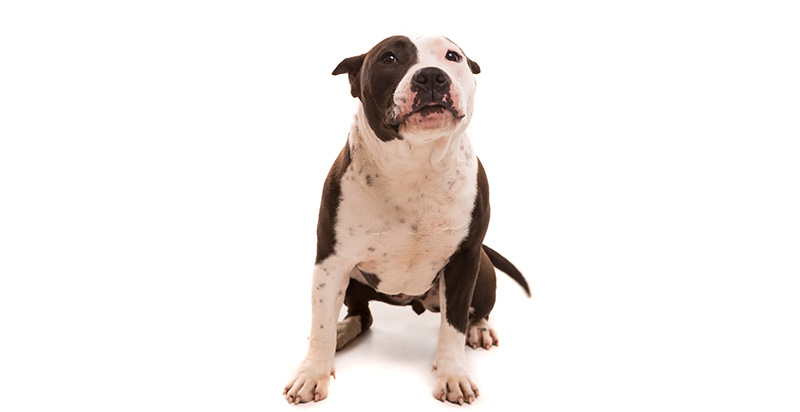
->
[381, 52, 397, 64]
[445, 50, 462, 63]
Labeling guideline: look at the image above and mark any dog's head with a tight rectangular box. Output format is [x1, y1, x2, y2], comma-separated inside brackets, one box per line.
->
[333, 35, 480, 144]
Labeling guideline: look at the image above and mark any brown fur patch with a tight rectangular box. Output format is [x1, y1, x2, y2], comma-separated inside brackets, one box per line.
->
[315, 143, 351, 264]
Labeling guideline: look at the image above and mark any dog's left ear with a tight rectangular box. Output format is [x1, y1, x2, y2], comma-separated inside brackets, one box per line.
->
[467, 58, 481, 75]
[332, 54, 366, 98]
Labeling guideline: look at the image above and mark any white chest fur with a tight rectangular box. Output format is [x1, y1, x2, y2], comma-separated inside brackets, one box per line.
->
[334, 112, 479, 296]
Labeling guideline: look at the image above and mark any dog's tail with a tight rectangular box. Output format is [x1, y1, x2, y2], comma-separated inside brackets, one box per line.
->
[483, 244, 531, 297]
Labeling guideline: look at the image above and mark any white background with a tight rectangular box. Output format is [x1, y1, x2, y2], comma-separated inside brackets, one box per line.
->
[1, 1, 799, 411]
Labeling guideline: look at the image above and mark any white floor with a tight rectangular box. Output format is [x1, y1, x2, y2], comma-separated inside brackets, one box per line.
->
[271, 245, 799, 411]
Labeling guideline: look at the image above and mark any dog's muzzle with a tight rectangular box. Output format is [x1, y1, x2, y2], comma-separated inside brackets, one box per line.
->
[389, 67, 465, 127]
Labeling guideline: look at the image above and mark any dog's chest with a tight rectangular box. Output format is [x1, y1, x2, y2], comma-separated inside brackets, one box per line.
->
[336, 146, 478, 296]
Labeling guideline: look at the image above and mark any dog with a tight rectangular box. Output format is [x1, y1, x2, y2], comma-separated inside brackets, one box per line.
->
[283, 35, 530, 405]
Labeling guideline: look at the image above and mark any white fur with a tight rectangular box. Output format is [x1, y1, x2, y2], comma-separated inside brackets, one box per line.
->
[283, 258, 350, 403]
[334, 105, 478, 296]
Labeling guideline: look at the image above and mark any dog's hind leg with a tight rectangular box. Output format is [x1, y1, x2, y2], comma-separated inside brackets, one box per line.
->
[337, 276, 376, 350]
[466, 248, 499, 350]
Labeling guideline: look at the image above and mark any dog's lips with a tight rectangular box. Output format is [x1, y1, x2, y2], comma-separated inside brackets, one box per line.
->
[416, 104, 449, 118]
[390, 103, 463, 127]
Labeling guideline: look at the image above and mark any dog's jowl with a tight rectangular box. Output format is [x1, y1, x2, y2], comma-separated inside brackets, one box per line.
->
[283, 35, 530, 405]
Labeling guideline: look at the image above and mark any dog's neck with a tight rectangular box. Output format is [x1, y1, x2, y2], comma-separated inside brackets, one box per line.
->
[349, 105, 473, 179]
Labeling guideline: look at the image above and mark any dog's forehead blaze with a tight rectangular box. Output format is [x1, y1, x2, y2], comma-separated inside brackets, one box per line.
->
[413, 37, 474, 80]
[417, 36, 460, 55]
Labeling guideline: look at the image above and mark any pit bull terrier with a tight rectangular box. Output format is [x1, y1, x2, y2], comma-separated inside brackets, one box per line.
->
[283, 34, 530, 405]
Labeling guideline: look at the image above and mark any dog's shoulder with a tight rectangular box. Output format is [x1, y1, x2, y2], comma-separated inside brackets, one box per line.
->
[315, 141, 351, 264]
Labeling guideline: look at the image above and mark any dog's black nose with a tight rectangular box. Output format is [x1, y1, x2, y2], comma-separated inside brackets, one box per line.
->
[411, 67, 451, 94]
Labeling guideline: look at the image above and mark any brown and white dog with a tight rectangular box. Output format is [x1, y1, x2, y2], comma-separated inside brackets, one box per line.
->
[283, 35, 530, 405]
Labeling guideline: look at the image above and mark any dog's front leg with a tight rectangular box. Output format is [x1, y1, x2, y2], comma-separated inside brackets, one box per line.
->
[284, 257, 352, 404]
[433, 246, 481, 404]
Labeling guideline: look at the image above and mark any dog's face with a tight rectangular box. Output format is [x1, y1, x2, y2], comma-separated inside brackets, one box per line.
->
[333, 35, 480, 143]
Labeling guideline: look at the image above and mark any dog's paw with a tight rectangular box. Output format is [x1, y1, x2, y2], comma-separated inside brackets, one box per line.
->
[465, 318, 499, 350]
[432, 367, 479, 405]
[283, 361, 335, 404]
[336, 316, 362, 351]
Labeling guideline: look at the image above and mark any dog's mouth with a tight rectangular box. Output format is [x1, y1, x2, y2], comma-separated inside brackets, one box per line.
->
[389, 102, 464, 128]
[416, 104, 450, 118]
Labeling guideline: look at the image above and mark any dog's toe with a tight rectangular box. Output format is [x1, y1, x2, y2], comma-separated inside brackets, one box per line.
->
[433, 372, 479, 405]
[466, 318, 498, 350]
[284, 362, 334, 404]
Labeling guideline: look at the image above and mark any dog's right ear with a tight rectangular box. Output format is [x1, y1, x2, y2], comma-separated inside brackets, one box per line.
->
[332, 54, 365, 98]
